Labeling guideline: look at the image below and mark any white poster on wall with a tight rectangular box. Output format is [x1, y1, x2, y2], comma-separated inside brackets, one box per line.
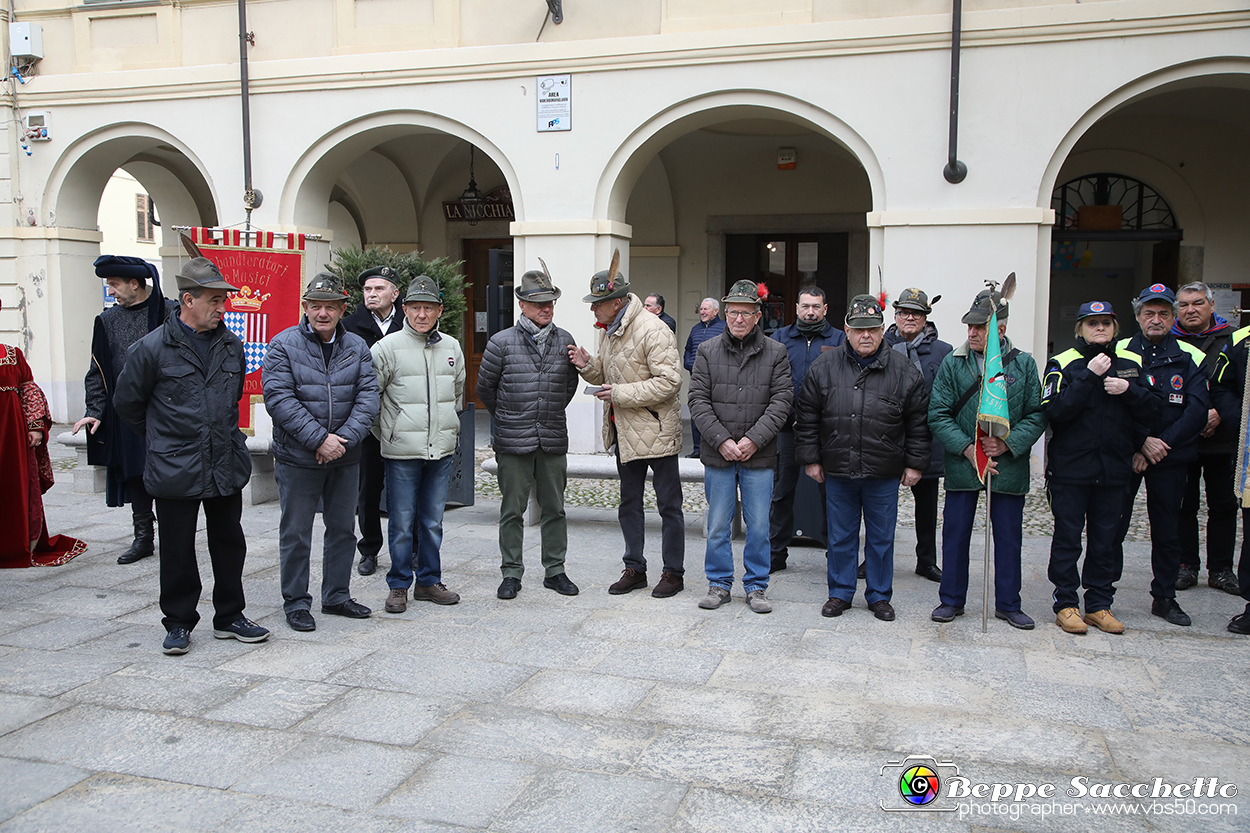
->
[537, 75, 571, 132]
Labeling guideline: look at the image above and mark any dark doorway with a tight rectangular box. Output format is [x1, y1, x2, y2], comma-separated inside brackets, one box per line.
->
[462, 237, 513, 408]
[725, 233, 849, 333]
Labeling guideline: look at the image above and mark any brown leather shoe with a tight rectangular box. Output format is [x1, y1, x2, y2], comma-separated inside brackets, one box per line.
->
[609, 568, 647, 595]
[651, 571, 684, 598]
[1055, 607, 1087, 634]
[822, 597, 851, 618]
[412, 582, 460, 605]
[384, 587, 407, 614]
[1083, 609, 1124, 634]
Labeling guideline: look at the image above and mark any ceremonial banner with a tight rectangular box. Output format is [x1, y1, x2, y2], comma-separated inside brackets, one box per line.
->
[975, 303, 1011, 483]
[188, 228, 306, 434]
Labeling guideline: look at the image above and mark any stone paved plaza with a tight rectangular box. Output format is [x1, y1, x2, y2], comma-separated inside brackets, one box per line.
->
[0, 426, 1247, 832]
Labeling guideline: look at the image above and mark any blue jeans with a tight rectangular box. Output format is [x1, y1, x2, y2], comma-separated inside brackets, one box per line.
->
[825, 476, 899, 605]
[703, 464, 772, 593]
[385, 456, 454, 590]
[275, 460, 360, 614]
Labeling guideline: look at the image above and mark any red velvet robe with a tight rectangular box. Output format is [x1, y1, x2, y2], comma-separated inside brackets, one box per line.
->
[0, 344, 85, 567]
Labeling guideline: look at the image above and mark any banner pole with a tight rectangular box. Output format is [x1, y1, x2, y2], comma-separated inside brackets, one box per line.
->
[983, 470, 992, 633]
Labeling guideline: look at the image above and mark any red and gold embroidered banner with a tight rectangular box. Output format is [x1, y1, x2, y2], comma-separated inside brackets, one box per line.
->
[188, 228, 307, 434]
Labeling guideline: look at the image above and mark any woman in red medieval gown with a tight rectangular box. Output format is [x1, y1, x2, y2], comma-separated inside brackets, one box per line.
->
[0, 300, 86, 567]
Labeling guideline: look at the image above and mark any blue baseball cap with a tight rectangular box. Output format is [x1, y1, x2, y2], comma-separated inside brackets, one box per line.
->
[1076, 301, 1116, 321]
[1136, 284, 1175, 305]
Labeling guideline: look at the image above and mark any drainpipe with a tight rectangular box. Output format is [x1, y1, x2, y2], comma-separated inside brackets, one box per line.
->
[238, 0, 261, 229]
[943, 0, 967, 184]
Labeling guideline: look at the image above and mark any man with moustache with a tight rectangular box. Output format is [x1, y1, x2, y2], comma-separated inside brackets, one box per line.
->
[1110, 284, 1210, 626]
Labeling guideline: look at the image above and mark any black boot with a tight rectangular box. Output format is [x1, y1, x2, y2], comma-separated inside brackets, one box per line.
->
[118, 510, 155, 564]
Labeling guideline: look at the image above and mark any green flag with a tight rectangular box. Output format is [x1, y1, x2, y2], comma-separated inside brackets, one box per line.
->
[975, 304, 1011, 483]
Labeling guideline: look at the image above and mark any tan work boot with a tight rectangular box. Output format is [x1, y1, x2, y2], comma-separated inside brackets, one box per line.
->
[1055, 607, 1087, 634]
[1083, 609, 1125, 634]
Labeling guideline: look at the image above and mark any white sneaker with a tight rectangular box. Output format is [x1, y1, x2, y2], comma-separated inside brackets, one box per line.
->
[698, 585, 731, 610]
[746, 589, 773, 614]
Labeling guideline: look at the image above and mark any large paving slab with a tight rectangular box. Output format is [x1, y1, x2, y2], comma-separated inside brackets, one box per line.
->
[0, 429, 1243, 832]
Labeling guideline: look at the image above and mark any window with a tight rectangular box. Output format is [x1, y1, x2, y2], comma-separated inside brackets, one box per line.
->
[136, 194, 155, 243]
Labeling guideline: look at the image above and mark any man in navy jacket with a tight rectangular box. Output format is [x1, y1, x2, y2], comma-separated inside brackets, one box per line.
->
[264, 273, 380, 632]
[768, 286, 844, 572]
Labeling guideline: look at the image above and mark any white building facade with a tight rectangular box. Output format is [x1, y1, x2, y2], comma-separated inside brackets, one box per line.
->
[0, 0, 1246, 451]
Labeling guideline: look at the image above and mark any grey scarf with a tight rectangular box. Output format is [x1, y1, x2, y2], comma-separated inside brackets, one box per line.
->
[517, 313, 553, 349]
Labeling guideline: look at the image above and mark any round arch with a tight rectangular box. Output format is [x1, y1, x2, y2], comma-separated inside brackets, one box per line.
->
[1038, 57, 1250, 210]
[279, 111, 521, 231]
[1054, 151, 1205, 244]
[595, 90, 884, 222]
[42, 122, 219, 232]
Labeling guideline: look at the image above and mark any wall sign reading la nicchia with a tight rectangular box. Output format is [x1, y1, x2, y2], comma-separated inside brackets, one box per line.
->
[442, 187, 515, 223]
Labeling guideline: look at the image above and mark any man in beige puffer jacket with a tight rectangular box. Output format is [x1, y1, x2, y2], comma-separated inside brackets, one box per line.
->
[568, 250, 686, 598]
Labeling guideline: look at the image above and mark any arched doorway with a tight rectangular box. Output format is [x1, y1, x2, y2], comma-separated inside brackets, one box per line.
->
[597, 93, 879, 338]
[282, 115, 518, 405]
[1041, 68, 1250, 356]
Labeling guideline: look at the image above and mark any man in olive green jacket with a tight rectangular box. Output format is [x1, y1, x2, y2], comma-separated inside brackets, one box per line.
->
[928, 289, 1046, 629]
[371, 277, 466, 614]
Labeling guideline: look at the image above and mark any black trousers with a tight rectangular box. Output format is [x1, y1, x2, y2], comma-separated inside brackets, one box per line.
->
[911, 477, 940, 570]
[616, 452, 685, 575]
[155, 492, 247, 632]
[1115, 463, 1188, 601]
[125, 476, 153, 519]
[1178, 452, 1237, 573]
[356, 434, 386, 560]
[1048, 480, 1126, 613]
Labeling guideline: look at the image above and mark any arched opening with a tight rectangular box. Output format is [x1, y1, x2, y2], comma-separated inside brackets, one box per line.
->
[34, 127, 219, 420]
[282, 115, 518, 404]
[1042, 69, 1250, 356]
[598, 94, 879, 332]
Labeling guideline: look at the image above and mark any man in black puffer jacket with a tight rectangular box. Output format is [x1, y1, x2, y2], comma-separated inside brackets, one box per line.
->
[796, 294, 930, 622]
[263, 273, 379, 632]
[477, 265, 581, 600]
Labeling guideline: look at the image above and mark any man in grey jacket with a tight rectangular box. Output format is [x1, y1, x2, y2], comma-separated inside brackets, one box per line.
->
[114, 257, 269, 655]
[477, 264, 580, 599]
[688, 280, 793, 613]
[263, 273, 380, 632]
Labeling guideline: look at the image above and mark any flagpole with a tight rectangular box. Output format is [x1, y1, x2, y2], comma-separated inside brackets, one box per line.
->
[983, 470, 992, 633]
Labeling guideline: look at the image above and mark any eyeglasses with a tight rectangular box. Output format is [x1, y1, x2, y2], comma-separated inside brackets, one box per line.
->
[725, 310, 760, 320]
[896, 311, 924, 320]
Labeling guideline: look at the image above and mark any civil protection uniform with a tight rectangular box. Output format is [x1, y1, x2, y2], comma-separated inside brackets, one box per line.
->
[1111, 331, 1209, 602]
[1042, 337, 1159, 617]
